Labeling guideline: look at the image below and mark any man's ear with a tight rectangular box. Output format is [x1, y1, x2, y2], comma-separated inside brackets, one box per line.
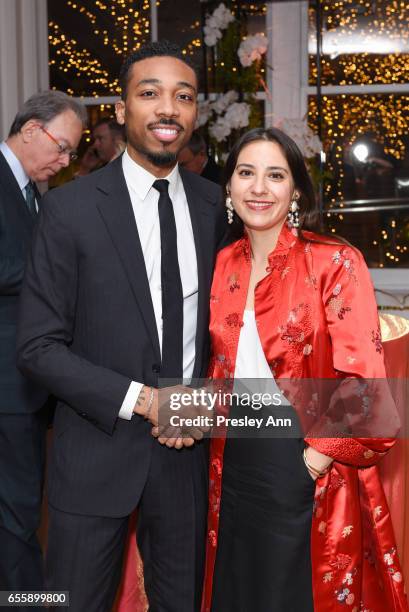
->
[20, 120, 39, 143]
[115, 100, 125, 125]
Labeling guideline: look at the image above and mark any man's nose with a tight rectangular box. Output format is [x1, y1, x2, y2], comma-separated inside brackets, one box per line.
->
[155, 94, 179, 117]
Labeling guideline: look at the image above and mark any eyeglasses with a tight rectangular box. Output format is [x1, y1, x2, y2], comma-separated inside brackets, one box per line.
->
[38, 125, 78, 161]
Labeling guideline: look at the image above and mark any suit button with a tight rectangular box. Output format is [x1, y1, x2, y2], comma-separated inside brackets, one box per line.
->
[152, 364, 161, 373]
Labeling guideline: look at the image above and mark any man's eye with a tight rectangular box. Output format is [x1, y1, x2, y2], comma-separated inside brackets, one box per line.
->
[141, 91, 156, 97]
[178, 93, 194, 101]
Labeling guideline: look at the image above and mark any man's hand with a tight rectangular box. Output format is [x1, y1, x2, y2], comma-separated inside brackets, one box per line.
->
[133, 385, 211, 449]
[133, 385, 159, 426]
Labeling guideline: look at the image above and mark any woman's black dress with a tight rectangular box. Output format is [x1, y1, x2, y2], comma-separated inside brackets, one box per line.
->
[210, 409, 315, 612]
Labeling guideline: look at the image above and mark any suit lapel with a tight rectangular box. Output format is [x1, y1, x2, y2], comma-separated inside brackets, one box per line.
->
[180, 168, 217, 378]
[0, 151, 35, 232]
[96, 156, 161, 361]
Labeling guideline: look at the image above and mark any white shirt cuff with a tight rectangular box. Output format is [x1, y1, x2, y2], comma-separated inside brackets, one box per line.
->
[118, 381, 144, 420]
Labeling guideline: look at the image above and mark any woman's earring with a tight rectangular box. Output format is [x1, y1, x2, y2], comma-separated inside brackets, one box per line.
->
[287, 197, 300, 229]
[225, 195, 234, 224]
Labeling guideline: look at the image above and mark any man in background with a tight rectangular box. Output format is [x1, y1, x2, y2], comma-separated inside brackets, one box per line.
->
[0, 90, 86, 592]
[92, 118, 126, 165]
[178, 130, 222, 184]
[72, 119, 126, 179]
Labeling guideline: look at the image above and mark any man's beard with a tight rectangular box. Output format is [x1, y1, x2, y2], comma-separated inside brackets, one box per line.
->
[128, 119, 183, 167]
[143, 147, 177, 167]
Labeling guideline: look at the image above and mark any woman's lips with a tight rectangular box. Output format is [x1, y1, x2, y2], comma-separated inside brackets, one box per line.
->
[150, 126, 180, 143]
[245, 201, 274, 211]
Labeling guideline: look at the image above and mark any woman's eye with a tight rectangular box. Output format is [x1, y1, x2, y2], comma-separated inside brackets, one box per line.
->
[270, 172, 284, 180]
[238, 170, 252, 176]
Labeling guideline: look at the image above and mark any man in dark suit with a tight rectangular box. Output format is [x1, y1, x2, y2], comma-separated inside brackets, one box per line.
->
[178, 130, 223, 184]
[17, 42, 225, 611]
[0, 91, 85, 592]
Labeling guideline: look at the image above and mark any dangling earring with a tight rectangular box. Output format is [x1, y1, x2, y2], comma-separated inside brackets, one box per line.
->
[287, 196, 300, 229]
[225, 194, 234, 225]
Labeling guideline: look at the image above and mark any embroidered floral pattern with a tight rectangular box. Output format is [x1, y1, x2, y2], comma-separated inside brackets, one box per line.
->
[328, 473, 346, 490]
[239, 239, 251, 262]
[332, 248, 357, 282]
[327, 295, 352, 320]
[268, 253, 289, 274]
[305, 273, 317, 288]
[371, 328, 383, 353]
[227, 273, 240, 293]
[225, 313, 243, 328]
[330, 553, 352, 570]
[208, 530, 217, 547]
[342, 525, 353, 538]
[303, 344, 313, 355]
[383, 548, 403, 584]
[268, 358, 282, 377]
[335, 586, 355, 605]
[280, 266, 291, 279]
[318, 521, 327, 534]
[211, 458, 222, 476]
[278, 303, 312, 349]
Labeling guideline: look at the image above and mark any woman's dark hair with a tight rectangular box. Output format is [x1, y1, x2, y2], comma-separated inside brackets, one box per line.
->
[223, 127, 323, 241]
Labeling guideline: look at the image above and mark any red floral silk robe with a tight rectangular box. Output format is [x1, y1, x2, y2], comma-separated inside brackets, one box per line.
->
[202, 224, 408, 612]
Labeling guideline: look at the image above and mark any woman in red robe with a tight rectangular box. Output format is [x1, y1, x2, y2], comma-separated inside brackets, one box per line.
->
[202, 127, 408, 611]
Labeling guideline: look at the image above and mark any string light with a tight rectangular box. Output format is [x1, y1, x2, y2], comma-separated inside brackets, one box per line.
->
[309, 0, 409, 86]
[309, 93, 409, 267]
[49, 0, 152, 96]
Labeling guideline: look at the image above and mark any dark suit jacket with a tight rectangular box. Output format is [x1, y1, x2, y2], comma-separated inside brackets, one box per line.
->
[0, 151, 48, 414]
[201, 157, 222, 185]
[17, 155, 225, 516]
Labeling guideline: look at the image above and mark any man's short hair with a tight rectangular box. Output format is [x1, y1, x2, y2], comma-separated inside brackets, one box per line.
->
[185, 131, 207, 156]
[9, 90, 87, 137]
[93, 118, 126, 141]
[119, 40, 198, 100]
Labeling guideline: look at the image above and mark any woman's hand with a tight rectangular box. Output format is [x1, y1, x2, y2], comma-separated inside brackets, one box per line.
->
[303, 445, 333, 480]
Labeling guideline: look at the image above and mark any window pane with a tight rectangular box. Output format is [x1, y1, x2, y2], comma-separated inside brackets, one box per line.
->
[309, 0, 409, 86]
[324, 207, 409, 269]
[308, 93, 409, 267]
[48, 0, 152, 96]
[309, 93, 409, 203]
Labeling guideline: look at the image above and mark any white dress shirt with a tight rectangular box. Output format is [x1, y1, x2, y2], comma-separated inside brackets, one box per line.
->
[0, 141, 39, 211]
[119, 149, 198, 419]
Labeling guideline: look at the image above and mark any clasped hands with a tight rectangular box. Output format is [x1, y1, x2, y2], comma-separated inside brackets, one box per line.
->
[133, 384, 212, 450]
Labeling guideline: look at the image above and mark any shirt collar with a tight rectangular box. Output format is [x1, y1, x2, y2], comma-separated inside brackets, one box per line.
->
[0, 141, 30, 192]
[122, 147, 180, 201]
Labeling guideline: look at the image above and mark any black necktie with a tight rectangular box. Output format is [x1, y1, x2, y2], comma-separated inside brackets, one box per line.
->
[153, 179, 184, 380]
[24, 181, 37, 217]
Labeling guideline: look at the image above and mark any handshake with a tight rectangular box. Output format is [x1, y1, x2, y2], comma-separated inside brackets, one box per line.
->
[133, 384, 213, 450]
